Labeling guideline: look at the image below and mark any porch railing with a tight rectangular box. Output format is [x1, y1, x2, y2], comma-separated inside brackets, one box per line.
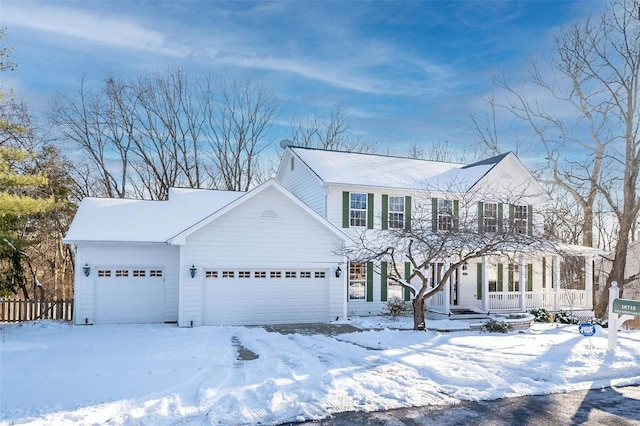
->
[426, 289, 590, 313]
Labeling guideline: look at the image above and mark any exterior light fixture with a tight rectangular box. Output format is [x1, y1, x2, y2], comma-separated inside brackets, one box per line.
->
[83, 263, 91, 277]
[189, 264, 197, 279]
[335, 265, 342, 278]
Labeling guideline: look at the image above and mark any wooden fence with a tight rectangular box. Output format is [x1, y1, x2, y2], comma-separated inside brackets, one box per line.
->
[0, 299, 73, 322]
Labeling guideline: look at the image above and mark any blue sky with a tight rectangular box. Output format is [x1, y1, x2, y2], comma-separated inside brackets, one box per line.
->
[1, 0, 604, 157]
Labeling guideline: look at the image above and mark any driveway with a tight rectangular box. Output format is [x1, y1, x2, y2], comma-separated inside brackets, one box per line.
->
[294, 385, 640, 425]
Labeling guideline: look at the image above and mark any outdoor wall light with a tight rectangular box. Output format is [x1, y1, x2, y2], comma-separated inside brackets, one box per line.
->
[189, 264, 197, 279]
[335, 265, 342, 278]
[83, 263, 91, 277]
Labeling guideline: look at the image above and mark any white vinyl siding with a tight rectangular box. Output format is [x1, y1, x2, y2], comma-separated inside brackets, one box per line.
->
[73, 242, 179, 325]
[181, 185, 345, 326]
[277, 152, 327, 216]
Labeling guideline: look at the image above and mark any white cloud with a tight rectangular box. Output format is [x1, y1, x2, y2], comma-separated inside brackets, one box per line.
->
[2, 2, 186, 57]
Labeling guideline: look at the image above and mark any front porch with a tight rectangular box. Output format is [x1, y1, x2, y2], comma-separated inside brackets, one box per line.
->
[426, 288, 591, 313]
[426, 252, 595, 315]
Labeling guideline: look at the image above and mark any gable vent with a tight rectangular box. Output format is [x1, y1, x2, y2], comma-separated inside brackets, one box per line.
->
[259, 209, 279, 220]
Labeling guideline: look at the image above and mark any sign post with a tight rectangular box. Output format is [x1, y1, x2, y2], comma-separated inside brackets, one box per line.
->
[608, 281, 639, 352]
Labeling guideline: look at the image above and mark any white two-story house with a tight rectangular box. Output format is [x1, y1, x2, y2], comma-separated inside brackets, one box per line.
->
[276, 146, 599, 317]
[64, 146, 598, 326]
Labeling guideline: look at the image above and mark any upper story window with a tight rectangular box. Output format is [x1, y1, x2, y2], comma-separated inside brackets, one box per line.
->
[484, 202, 498, 233]
[350, 193, 367, 227]
[388, 196, 405, 229]
[512, 205, 528, 235]
[438, 199, 454, 231]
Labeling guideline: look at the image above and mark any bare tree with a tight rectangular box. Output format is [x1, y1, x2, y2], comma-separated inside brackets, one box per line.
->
[343, 180, 543, 330]
[471, 1, 640, 317]
[406, 140, 475, 163]
[203, 78, 277, 191]
[289, 105, 377, 153]
[51, 69, 278, 198]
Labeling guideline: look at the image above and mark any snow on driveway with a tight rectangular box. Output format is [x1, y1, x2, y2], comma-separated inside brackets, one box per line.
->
[1, 319, 639, 425]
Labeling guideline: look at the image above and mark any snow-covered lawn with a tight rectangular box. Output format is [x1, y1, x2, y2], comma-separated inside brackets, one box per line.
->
[1, 318, 639, 425]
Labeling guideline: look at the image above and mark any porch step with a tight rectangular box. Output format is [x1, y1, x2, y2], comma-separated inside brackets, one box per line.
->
[448, 308, 492, 320]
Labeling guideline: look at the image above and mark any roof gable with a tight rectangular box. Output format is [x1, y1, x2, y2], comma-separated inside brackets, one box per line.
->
[169, 179, 348, 245]
[63, 190, 245, 244]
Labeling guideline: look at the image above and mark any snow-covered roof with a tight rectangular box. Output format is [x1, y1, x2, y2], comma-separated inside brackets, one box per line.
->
[63, 189, 244, 243]
[289, 147, 497, 190]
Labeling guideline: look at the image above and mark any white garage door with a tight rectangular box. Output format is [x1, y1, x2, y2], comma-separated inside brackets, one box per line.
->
[95, 268, 165, 324]
[203, 268, 329, 325]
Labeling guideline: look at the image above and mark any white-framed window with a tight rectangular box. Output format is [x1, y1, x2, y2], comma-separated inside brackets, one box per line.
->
[484, 202, 498, 233]
[300, 271, 311, 278]
[349, 262, 366, 300]
[238, 271, 251, 278]
[254, 271, 266, 278]
[150, 270, 162, 277]
[388, 196, 405, 229]
[315, 271, 326, 279]
[98, 270, 111, 277]
[270, 271, 282, 279]
[513, 205, 528, 234]
[116, 270, 129, 277]
[350, 193, 367, 227]
[205, 271, 218, 279]
[133, 270, 145, 277]
[438, 199, 454, 231]
[222, 271, 234, 278]
[388, 263, 404, 300]
[509, 264, 520, 291]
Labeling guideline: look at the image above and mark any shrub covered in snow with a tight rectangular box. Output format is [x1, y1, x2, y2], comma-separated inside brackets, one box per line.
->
[482, 318, 512, 333]
[381, 298, 411, 320]
[529, 308, 554, 323]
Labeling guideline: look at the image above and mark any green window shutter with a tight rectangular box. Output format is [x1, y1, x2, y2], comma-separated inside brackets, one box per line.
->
[404, 262, 411, 301]
[432, 198, 438, 232]
[342, 192, 350, 228]
[508, 264, 514, 290]
[380, 261, 388, 302]
[497, 264, 504, 292]
[453, 199, 459, 231]
[527, 263, 533, 291]
[367, 193, 374, 230]
[381, 194, 389, 230]
[527, 205, 533, 236]
[476, 263, 482, 300]
[405, 195, 412, 230]
[509, 204, 515, 232]
[478, 201, 484, 233]
[498, 203, 504, 233]
[366, 261, 374, 302]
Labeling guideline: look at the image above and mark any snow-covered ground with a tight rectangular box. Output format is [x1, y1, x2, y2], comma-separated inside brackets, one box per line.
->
[1, 318, 639, 425]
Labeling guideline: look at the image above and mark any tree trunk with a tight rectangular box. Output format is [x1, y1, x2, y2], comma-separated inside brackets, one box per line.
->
[412, 297, 426, 330]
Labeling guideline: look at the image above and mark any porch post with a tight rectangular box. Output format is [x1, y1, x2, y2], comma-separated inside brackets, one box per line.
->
[584, 255, 593, 310]
[482, 256, 489, 311]
[443, 259, 451, 314]
[519, 257, 526, 311]
[553, 256, 561, 310]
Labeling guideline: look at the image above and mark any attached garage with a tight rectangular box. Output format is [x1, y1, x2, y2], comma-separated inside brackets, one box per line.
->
[203, 268, 330, 325]
[65, 179, 348, 327]
[94, 267, 165, 324]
